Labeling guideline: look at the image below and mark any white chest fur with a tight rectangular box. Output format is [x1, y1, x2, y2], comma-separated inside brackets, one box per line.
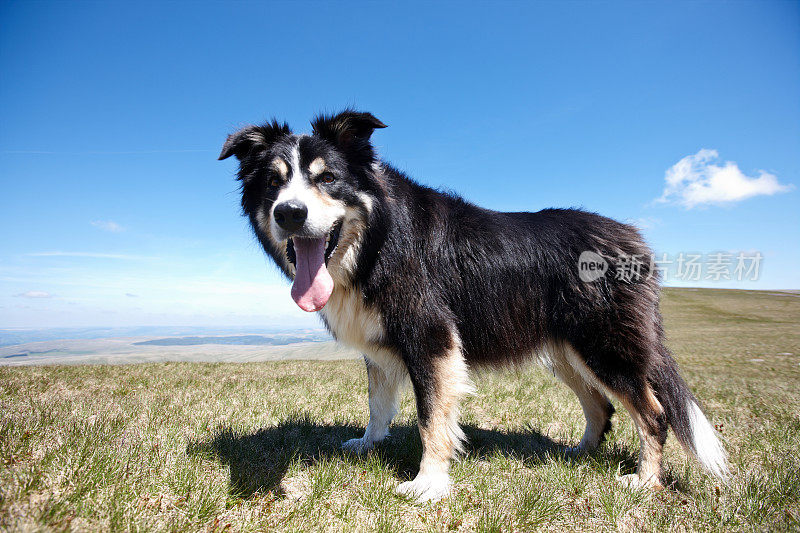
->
[321, 286, 385, 353]
[320, 287, 404, 374]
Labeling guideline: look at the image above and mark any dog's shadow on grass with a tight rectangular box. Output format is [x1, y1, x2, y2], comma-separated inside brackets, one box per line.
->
[186, 414, 683, 498]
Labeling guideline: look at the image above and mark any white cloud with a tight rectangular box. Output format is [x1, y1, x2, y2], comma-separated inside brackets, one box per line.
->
[14, 291, 53, 298]
[657, 149, 793, 208]
[91, 220, 125, 233]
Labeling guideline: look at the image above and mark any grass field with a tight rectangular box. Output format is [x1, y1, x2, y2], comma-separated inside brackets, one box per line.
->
[1, 288, 798, 531]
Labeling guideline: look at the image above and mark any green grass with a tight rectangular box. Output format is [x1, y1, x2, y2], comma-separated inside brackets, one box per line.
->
[1, 288, 799, 531]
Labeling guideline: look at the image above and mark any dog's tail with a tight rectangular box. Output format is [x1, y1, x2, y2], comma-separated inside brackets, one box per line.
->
[651, 346, 729, 479]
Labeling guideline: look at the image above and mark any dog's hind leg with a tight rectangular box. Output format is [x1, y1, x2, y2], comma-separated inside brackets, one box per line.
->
[613, 386, 668, 489]
[551, 352, 615, 453]
[563, 346, 667, 488]
[342, 355, 403, 453]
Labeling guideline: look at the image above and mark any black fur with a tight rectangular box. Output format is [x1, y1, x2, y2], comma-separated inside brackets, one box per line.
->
[219, 110, 726, 487]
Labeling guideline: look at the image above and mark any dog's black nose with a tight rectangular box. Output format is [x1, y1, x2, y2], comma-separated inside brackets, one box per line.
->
[273, 201, 308, 232]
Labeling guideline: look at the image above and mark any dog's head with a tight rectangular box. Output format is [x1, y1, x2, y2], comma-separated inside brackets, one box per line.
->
[219, 110, 386, 312]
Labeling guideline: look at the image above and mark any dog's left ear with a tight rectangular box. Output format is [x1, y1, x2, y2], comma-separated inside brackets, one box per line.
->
[218, 120, 292, 161]
[311, 110, 387, 149]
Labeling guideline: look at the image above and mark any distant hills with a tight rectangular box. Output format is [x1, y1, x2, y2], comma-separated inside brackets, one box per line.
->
[0, 326, 329, 348]
[133, 334, 328, 347]
[0, 330, 355, 366]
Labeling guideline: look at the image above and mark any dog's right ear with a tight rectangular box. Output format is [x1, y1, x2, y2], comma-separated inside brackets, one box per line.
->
[218, 120, 292, 161]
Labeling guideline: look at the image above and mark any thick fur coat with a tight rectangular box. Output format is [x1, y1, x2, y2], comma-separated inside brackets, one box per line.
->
[219, 110, 728, 501]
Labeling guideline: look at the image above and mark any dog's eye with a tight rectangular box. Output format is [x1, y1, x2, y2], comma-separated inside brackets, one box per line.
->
[319, 174, 336, 184]
[269, 178, 281, 188]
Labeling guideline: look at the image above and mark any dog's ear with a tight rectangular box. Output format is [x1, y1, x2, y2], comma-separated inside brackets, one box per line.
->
[218, 120, 292, 161]
[311, 110, 387, 149]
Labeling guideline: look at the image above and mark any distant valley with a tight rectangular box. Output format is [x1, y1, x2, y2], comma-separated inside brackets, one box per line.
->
[133, 334, 323, 346]
[0, 328, 359, 366]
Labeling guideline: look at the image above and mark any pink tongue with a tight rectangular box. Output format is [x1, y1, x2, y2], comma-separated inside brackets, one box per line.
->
[290, 238, 334, 312]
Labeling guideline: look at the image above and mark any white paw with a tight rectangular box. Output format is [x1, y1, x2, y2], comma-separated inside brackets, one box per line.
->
[566, 443, 591, 456]
[396, 473, 451, 502]
[616, 473, 662, 490]
[341, 437, 374, 454]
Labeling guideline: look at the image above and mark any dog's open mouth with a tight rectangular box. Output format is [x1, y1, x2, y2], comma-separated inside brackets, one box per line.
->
[285, 220, 342, 312]
[286, 220, 342, 267]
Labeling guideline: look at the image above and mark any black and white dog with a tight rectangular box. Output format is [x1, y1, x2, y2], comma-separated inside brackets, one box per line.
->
[219, 110, 728, 501]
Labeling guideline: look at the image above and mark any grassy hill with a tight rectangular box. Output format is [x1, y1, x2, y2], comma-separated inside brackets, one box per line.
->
[1, 288, 798, 531]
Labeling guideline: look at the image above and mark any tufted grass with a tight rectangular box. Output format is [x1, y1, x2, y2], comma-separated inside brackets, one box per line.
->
[1, 288, 799, 531]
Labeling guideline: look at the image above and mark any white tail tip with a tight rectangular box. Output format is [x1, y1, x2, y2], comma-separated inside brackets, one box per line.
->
[688, 400, 730, 479]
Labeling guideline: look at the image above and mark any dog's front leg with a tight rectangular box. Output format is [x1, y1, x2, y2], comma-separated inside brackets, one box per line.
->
[342, 355, 402, 453]
[396, 331, 474, 502]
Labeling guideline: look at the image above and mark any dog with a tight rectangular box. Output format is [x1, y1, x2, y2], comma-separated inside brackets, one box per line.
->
[219, 110, 729, 501]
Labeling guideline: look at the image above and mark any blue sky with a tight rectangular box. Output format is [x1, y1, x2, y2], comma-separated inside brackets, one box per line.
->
[1, 1, 798, 328]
